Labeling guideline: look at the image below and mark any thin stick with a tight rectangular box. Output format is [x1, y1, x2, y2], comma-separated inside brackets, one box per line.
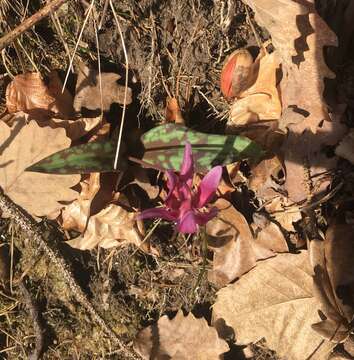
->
[0, 0, 68, 51]
[110, 0, 129, 171]
[0, 187, 142, 360]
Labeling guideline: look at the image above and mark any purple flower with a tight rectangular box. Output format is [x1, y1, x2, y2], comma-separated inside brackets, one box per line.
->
[139, 143, 222, 233]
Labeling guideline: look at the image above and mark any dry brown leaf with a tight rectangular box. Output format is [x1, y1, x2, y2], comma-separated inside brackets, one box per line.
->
[244, 0, 347, 203]
[6, 71, 74, 120]
[206, 199, 274, 287]
[0, 118, 80, 217]
[61, 174, 149, 252]
[282, 111, 347, 202]
[252, 213, 288, 253]
[44, 116, 103, 141]
[310, 211, 354, 342]
[212, 251, 335, 360]
[248, 155, 284, 199]
[133, 310, 229, 359]
[264, 196, 302, 233]
[244, 0, 337, 132]
[335, 129, 354, 164]
[74, 63, 132, 112]
[230, 51, 281, 125]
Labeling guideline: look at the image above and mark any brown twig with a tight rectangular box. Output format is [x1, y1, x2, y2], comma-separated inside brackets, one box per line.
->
[0, 187, 142, 360]
[0, 0, 69, 52]
[19, 281, 45, 360]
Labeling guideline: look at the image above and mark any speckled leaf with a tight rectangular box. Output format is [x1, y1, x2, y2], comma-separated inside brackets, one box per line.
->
[28, 124, 265, 174]
[141, 124, 266, 171]
[27, 141, 116, 174]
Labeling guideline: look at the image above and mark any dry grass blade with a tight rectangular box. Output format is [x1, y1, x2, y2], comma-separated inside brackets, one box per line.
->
[110, 0, 129, 171]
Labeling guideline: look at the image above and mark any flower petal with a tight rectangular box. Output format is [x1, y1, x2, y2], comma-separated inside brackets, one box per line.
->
[165, 170, 177, 193]
[195, 166, 222, 208]
[177, 211, 198, 233]
[180, 142, 194, 184]
[138, 207, 177, 221]
[195, 207, 218, 225]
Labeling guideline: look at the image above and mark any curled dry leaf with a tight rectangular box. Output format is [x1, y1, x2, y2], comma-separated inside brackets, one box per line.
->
[252, 213, 288, 253]
[133, 310, 229, 360]
[61, 173, 149, 252]
[206, 199, 274, 287]
[212, 251, 335, 360]
[74, 63, 132, 112]
[6, 71, 74, 120]
[248, 155, 284, 200]
[229, 50, 281, 125]
[264, 196, 302, 233]
[0, 118, 80, 217]
[310, 210, 354, 343]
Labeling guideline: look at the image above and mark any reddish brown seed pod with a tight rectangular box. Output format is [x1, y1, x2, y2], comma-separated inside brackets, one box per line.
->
[220, 49, 254, 100]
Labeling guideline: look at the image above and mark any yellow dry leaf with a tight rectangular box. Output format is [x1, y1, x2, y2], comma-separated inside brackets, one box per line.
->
[134, 310, 229, 359]
[230, 51, 281, 125]
[0, 117, 80, 217]
[6, 71, 74, 120]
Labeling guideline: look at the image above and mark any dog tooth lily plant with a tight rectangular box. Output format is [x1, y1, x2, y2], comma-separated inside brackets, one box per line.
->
[139, 143, 222, 233]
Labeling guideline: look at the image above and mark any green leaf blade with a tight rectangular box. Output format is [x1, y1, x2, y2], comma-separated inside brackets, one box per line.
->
[27, 141, 116, 174]
[141, 124, 266, 171]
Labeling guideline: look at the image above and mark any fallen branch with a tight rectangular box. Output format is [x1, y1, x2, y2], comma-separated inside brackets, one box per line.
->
[0, 187, 142, 360]
[0, 0, 68, 52]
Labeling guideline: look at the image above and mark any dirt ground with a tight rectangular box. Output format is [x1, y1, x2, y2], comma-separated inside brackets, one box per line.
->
[2, 0, 351, 359]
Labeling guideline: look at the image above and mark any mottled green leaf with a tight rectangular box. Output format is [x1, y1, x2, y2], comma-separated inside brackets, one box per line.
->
[27, 124, 265, 174]
[141, 124, 266, 171]
[26, 141, 116, 174]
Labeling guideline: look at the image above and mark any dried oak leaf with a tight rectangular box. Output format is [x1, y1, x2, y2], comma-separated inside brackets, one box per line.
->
[230, 50, 281, 125]
[244, 0, 347, 202]
[133, 310, 229, 360]
[61, 174, 149, 252]
[206, 199, 274, 287]
[310, 210, 354, 343]
[244, 0, 336, 131]
[74, 63, 132, 112]
[0, 118, 80, 217]
[212, 251, 335, 360]
[6, 71, 74, 120]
